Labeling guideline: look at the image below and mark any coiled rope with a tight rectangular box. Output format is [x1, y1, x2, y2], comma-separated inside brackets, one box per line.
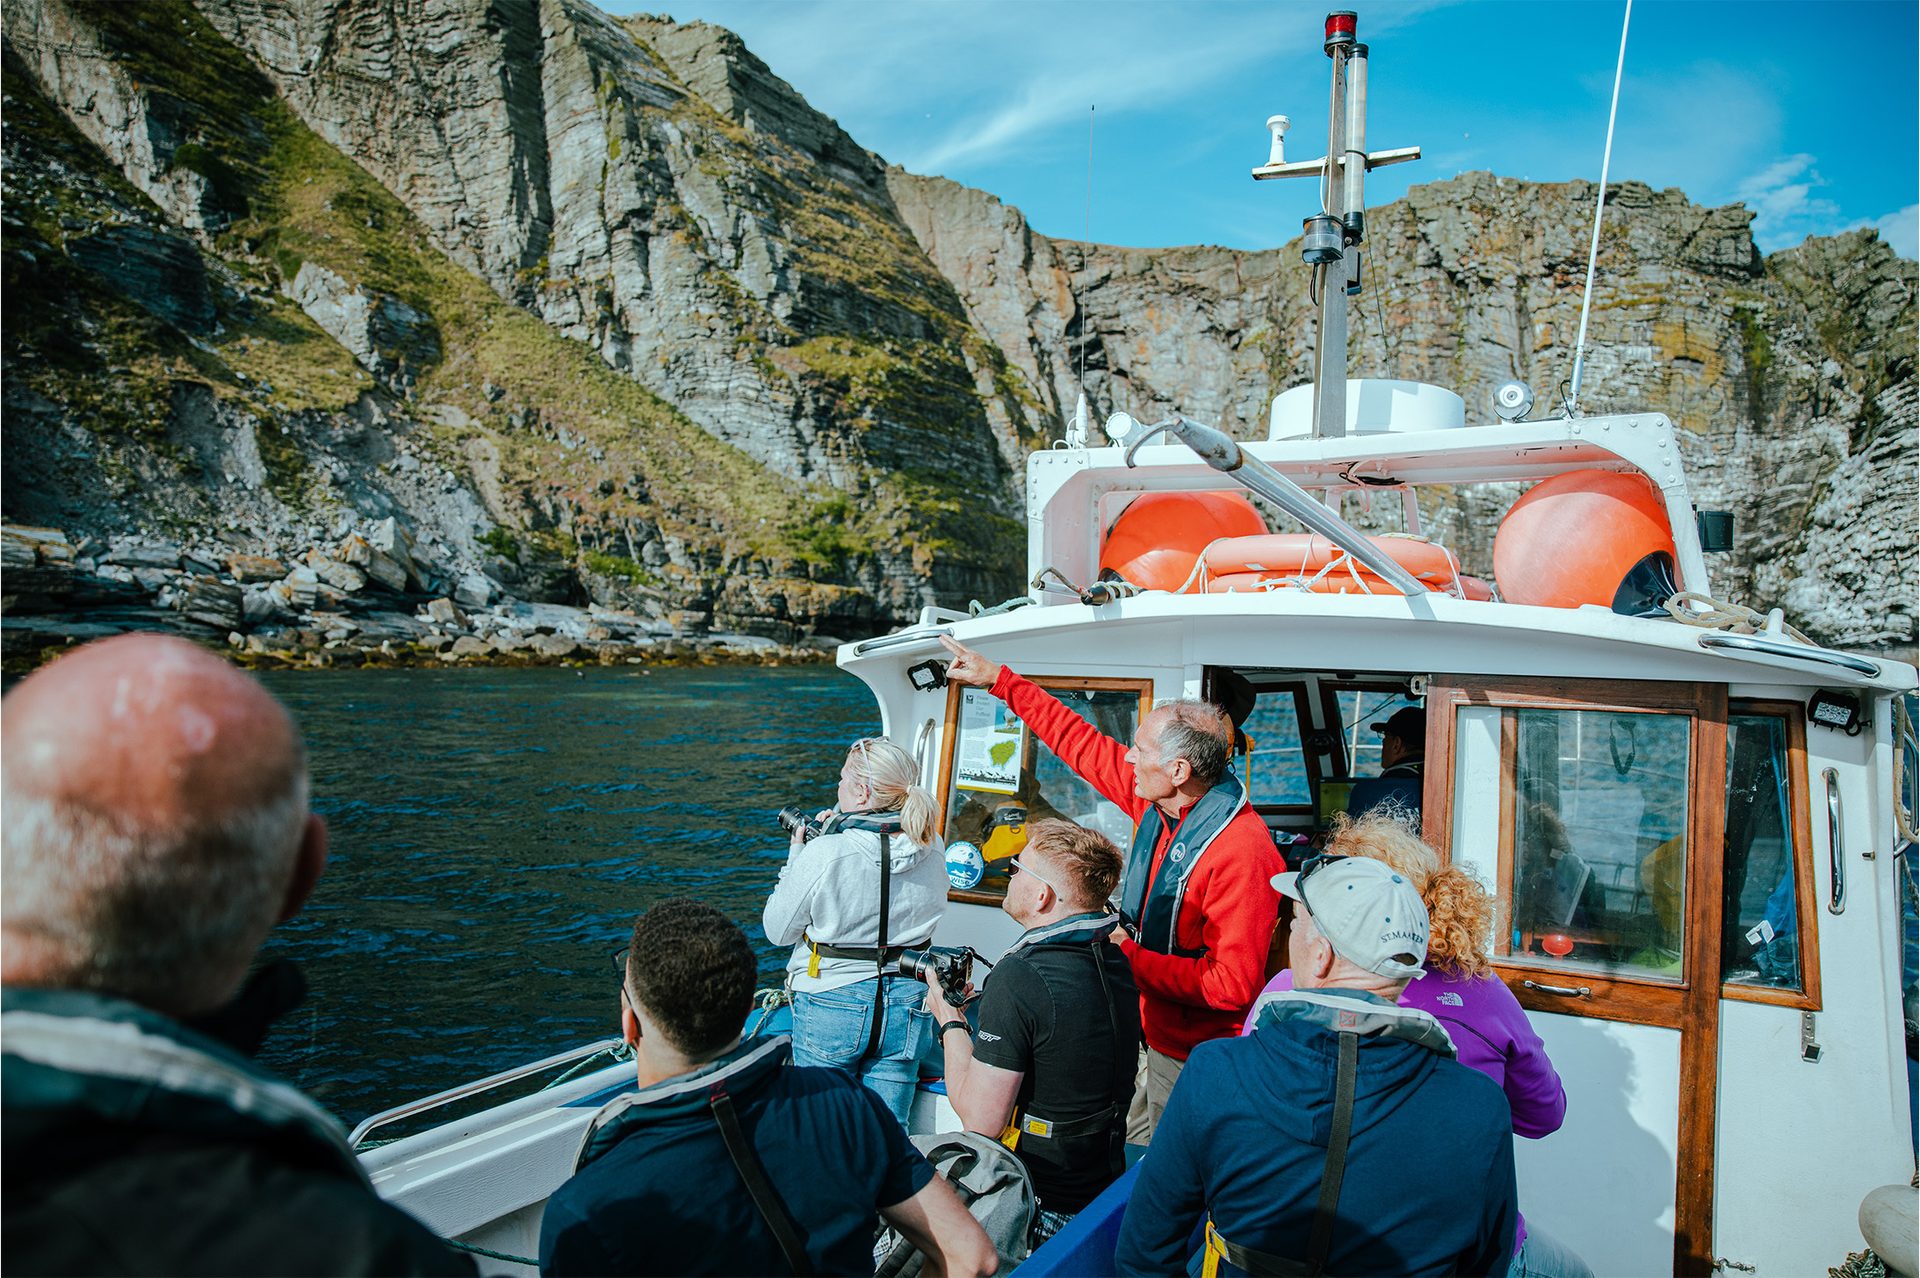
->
[1660, 591, 1814, 646]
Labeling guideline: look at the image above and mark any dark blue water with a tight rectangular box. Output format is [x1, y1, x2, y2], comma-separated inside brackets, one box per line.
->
[252, 666, 877, 1123]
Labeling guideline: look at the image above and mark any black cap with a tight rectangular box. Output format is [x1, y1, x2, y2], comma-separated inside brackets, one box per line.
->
[1369, 707, 1425, 745]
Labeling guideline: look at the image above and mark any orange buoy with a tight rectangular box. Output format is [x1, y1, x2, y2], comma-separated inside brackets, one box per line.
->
[1098, 492, 1266, 593]
[1493, 471, 1677, 615]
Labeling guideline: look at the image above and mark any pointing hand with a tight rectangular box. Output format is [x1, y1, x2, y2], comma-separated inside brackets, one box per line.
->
[938, 635, 1002, 689]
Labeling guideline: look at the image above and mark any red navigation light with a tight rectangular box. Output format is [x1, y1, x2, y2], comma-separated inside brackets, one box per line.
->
[1324, 11, 1358, 52]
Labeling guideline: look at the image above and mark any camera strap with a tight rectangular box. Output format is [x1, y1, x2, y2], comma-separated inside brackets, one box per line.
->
[707, 1079, 814, 1276]
[864, 829, 892, 1061]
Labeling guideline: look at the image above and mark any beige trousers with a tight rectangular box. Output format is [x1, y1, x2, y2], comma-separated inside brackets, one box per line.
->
[1123, 1046, 1185, 1145]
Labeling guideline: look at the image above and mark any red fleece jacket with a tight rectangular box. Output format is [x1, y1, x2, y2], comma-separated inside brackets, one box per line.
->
[993, 669, 1285, 1060]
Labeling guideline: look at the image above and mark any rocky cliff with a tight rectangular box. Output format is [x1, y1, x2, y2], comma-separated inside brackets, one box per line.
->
[2, 0, 1913, 662]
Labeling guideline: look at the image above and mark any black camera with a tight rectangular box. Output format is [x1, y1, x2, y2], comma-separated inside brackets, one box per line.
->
[898, 945, 977, 1005]
[777, 805, 828, 843]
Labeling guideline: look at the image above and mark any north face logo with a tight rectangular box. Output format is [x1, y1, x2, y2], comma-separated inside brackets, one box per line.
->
[1439, 992, 1465, 1007]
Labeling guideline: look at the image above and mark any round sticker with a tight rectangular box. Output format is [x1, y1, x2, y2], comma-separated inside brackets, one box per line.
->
[946, 841, 986, 889]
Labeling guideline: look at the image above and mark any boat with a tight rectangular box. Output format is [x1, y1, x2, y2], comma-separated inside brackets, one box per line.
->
[351, 11, 1920, 1275]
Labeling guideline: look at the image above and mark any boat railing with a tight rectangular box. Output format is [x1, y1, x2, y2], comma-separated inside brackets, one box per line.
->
[348, 1038, 629, 1149]
[1696, 633, 1882, 678]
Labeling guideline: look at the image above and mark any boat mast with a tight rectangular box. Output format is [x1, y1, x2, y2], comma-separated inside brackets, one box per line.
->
[1253, 11, 1419, 439]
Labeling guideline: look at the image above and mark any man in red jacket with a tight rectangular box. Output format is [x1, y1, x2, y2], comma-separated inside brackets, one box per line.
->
[939, 636, 1284, 1141]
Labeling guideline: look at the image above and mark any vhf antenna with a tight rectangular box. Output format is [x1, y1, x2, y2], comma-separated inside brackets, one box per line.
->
[1066, 105, 1095, 448]
[1253, 11, 1419, 439]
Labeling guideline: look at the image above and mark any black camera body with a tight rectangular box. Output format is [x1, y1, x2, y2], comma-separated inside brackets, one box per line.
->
[777, 805, 828, 843]
[898, 945, 976, 1005]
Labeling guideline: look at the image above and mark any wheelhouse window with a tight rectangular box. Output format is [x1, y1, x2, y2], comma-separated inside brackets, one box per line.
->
[937, 678, 1150, 902]
[1500, 707, 1693, 980]
[1721, 708, 1816, 1000]
[1238, 687, 1312, 808]
[1334, 688, 1422, 779]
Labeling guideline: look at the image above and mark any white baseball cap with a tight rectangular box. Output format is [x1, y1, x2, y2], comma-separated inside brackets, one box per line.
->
[1271, 855, 1429, 980]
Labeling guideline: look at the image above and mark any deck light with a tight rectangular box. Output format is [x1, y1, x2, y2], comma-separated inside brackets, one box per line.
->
[1806, 690, 1864, 736]
[907, 659, 948, 692]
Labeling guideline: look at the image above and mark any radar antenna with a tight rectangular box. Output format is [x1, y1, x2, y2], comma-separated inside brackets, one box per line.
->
[1253, 11, 1419, 439]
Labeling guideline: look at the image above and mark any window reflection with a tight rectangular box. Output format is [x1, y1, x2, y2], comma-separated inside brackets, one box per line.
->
[1241, 691, 1311, 806]
[1508, 708, 1691, 978]
[1722, 714, 1802, 991]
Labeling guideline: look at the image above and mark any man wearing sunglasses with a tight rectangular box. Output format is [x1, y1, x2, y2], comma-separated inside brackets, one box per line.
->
[939, 636, 1285, 1142]
[1115, 854, 1519, 1277]
[922, 820, 1141, 1243]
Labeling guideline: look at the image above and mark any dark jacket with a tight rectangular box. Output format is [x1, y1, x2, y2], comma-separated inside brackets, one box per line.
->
[1116, 988, 1518, 1277]
[540, 1036, 933, 1276]
[2, 983, 470, 1277]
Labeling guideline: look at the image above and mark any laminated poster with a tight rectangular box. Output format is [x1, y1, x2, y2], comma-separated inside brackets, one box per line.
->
[954, 687, 1025, 795]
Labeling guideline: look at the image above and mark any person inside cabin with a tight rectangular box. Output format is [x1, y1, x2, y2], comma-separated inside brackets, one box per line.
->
[761, 736, 949, 1128]
[1240, 812, 1591, 1278]
[938, 635, 1285, 1144]
[1345, 705, 1427, 823]
[0, 633, 471, 1276]
[539, 898, 997, 1278]
[1115, 855, 1518, 1278]
[921, 819, 1141, 1246]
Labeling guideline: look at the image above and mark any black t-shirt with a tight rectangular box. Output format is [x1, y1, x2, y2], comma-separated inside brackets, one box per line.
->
[972, 939, 1141, 1212]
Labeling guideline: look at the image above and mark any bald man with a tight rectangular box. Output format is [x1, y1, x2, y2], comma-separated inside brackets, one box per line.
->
[3, 634, 469, 1275]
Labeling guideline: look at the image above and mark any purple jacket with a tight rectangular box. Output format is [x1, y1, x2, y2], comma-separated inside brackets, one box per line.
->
[1244, 967, 1567, 1253]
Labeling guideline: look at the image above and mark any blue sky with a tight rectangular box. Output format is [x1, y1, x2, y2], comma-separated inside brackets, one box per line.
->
[626, 0, 1918, 260]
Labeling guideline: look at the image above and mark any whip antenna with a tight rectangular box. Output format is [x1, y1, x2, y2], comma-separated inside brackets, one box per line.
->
[1066, 106, 1095, 448]
[1566, 0, 1633, 417]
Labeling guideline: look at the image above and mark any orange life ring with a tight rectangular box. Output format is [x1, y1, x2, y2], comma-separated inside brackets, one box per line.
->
[1207, 569, 1493, 599]
[1202, 534, 1462, 584]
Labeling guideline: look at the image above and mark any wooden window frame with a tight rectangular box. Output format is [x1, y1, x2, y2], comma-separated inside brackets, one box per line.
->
[1424, 676, 1726, 1021]
[935, 674, 1153, 907]
[1424, 674, 1729, 1276]
[1719, 699, 1822, 1011]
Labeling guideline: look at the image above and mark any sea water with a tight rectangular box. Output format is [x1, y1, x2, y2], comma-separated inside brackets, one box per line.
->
[253, 665, 876, 1123]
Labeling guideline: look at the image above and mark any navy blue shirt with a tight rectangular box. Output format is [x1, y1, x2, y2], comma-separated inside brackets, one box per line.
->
[1115, 1008, 1517, 1277]
[540, 1046, 934, 1276]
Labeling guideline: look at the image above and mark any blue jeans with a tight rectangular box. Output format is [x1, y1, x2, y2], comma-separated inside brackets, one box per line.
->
[791, 975, 931, 1129]
[1508, 1225, 1593, 1278]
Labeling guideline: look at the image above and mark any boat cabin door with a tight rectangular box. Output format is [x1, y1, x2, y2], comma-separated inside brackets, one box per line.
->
[1425, 678, 1729, 1276]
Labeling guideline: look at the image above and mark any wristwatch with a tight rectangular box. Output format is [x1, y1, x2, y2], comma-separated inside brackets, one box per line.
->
[939, 1020, 970, 1038]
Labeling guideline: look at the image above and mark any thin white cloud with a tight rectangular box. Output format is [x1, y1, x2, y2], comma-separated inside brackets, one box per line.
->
[1870, 204, 1918, 260]
[1736, 153, 1845, 252]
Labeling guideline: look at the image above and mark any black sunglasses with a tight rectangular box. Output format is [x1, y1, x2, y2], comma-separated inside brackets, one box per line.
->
[1291, 851, 1349, 912]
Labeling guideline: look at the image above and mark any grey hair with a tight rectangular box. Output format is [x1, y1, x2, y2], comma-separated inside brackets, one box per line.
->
[1, 770, 309, 1014]
[1151, 698, 1233, 785]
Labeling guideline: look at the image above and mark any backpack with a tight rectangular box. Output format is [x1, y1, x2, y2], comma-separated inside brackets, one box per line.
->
[874, 1131, 1035, 1277]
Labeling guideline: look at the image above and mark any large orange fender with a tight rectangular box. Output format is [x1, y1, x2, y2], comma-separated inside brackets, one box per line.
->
[1098, 492, 1267, 593]
[1493, 471, 1676, 611]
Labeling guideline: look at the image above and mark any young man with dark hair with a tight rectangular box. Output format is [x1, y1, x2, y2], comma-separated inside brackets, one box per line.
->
[540, 898, 997, 1278]
[923, 820, 1141, 1239]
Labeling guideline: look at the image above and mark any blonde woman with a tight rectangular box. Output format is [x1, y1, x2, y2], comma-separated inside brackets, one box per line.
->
[763, 737, 947, 1127]
[1244, 813, 1587, 1278]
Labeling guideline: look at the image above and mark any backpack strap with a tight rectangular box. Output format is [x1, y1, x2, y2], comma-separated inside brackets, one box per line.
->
[1201, 1030, 1360, 1278]
[1305, 1030, 1359, 1273]
[708, 1081, 813, 1277]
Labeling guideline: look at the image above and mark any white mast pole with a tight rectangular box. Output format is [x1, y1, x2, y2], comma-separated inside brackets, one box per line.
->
[1567, 0, 1633, 417]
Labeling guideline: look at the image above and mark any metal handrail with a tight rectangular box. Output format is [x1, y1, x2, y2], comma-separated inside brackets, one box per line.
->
[851, 626, 953, 656]
[348, 1037, 627, 1148]
[1825, 768, 1845, 915]
[1126, 415, 1432, 596]
[1697, 633, 1880, 677]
